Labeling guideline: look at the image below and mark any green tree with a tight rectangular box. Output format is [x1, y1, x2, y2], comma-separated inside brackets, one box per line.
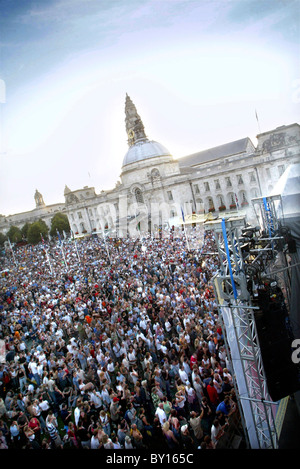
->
[38, 219, 49, 234]
[0, 232, 7, 247]
[6, 225, 22, 243]
[21, 222, 32, 240]
[27, 220, 49, 245]
[50, 212, 70, 237]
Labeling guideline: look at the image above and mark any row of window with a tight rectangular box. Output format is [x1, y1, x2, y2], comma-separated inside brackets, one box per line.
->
[194, 172, 255, 194]
[71, 189, 253, 234]
[70, 164, 286, 223]
[193, 164, 285, 195]
[71, 187, 254, 223]
[266, 164, 285, 179]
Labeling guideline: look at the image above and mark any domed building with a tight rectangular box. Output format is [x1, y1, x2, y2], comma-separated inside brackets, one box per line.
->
[121, 93, 174, 172]
[1, 94, 299, 238]
[116, 94, 182, 231]
[62, 94, 300, 238]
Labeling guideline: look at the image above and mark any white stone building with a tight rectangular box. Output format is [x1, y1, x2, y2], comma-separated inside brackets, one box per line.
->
[0, 189, 66, 236]
[1, 95, 299, 238]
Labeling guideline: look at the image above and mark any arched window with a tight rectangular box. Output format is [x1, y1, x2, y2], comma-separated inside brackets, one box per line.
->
[196, 198, 204, 213]
[151, 168, 160, 178]
[206, 197, 215, 212]
[217, 195, 224, 207]
[135, 188, 144, 204]
[239, 191, 248, 206]
[228, 192, 235, 205]
[170, 205, 177, 218]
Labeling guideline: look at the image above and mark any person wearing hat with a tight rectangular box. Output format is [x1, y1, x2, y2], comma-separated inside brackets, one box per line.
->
[124, 434, 134, 449]
[110, 397, 121, 426]
[181, 423, 198, 451]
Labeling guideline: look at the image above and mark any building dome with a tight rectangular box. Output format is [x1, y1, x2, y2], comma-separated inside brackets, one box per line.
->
[122, 140, 172, 168]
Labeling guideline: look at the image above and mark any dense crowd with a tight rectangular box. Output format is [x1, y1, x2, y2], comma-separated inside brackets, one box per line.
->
[0, 227, 239, 450]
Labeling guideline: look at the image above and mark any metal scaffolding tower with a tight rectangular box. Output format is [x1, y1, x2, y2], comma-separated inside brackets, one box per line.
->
[203, 215, 279, 449]
[251, 195, 292, 306]
[251, 195, 283, 239]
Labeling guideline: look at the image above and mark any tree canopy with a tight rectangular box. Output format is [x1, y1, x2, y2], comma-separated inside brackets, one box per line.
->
[50, 212, 70, 237]
[21, 222, 31, 240]
[6, 225, 22, 243]
[0, 232, 7, 247]
[27, 220, 49, 245]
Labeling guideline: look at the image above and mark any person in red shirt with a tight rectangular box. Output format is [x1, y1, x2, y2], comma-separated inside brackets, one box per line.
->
[28, 416, 41, 442]
[207, 379, 219, 408]
[190, 352, 198, 370]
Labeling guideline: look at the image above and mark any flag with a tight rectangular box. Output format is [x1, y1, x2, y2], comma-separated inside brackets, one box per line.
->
[57, 229, 62, 244]
[7, 237, 13, 250]
[181, 206, 185, 223]
[40, 233, 47, 256]
[255, 109, 261, 133]
[234, 193, 240, 210]
[7, 237, 18, 266]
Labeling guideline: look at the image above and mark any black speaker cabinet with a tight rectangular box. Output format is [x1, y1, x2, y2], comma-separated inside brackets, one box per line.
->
[254, 286, 300, 401]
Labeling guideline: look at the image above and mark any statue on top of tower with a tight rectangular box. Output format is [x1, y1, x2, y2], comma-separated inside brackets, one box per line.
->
[34, 189, 45, 208]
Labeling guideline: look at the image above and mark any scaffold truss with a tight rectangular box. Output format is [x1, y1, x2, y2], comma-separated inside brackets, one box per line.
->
[203, 215, 279, 449]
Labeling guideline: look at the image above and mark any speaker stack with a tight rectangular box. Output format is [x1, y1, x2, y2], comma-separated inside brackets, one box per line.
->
[253, 281, 300, 402]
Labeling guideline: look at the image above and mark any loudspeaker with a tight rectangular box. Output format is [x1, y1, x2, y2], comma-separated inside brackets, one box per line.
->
[264, 365, 300, 402]
[254, 285, 300, 401]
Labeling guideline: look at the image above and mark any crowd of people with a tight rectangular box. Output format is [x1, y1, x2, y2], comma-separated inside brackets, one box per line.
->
[0, 227, 240, 450]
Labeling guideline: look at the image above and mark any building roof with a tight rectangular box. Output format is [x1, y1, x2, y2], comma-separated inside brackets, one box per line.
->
[122, 140, 172, 168]
[178, 137, 253, 168]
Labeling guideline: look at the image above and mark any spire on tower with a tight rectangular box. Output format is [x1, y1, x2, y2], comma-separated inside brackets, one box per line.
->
[125, 95, 148, 147]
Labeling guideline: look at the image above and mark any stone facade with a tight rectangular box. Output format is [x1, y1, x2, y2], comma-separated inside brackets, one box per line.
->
[0, 196, 66, 235]
[1, 96, 299, 238]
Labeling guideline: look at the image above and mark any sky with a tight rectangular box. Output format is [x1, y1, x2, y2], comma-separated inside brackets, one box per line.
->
[0, 0, 299, 217]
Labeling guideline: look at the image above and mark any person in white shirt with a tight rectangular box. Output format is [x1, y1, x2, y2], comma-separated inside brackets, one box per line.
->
[74, 400, 83, 427]
[39, 397, 50, 420]
[165, 319, 172, 335]
[90, 432, 100, 449]
[179, 365, 190, 386]
[38, 351, 47, 366]
[112, 341, 121, 359]
[155, 402, 167, 426]
[211, 418, 225, 445]
[28, 358, 41, 386]
[139, 316, 147, 331]
[128, 347, 137, 367]
[88, 389, 101, 409]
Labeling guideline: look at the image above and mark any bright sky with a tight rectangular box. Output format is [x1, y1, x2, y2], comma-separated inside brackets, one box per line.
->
[0, 0, 299, 216]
